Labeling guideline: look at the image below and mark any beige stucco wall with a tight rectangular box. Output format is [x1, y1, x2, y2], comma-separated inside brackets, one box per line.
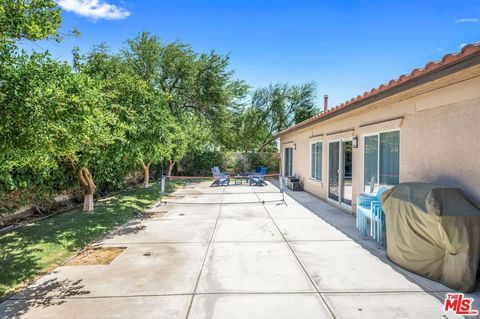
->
[280, 68, 480, 213]
[401, 97, 480, 202]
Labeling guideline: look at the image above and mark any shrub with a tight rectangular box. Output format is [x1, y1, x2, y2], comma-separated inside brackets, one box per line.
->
[177, 150, 228, 176]
[245, 152, 280, 173]
[232, 158, 248, 174]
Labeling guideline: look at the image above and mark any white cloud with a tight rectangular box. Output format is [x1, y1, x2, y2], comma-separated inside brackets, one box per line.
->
[459, 43, 467, 49]
[57, 0, 130, 20]
[455, 18, 479, 23]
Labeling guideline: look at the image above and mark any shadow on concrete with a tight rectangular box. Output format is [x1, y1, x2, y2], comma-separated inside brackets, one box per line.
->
[103, 220, 146, 238]
[1, 277, 89, 319]
[271, 182, 480, 309]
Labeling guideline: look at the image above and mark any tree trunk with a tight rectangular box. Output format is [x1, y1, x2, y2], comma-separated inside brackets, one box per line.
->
[167, 160, 175, 177]
[142, 161, 150, 188]
[77, 167, 96, 212]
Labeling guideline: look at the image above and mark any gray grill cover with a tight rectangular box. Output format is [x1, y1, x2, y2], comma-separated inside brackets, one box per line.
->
[381, 182, 480, 292]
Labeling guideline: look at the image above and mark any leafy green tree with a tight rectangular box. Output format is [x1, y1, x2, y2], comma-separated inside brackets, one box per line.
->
[0, 0, 61, 41]
[0, 1, 122, 212]
[78, 44, 176, 187]
[194, 53, 249, 149]
[166, 114, 211, 176]
[123, 32, 248, 172]
[0, 45, 118, 212]
[235, 82, 319, 152]
[132, 91, 176, 185]
[1, 1, 250, 215]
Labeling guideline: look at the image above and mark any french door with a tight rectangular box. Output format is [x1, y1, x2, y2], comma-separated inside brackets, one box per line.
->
[328, 142, 340, 201]
[328, 140, 353, 206]
[284, 147, 293, 177]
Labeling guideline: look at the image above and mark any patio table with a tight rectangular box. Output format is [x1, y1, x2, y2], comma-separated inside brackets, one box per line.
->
[234, 174, 250, 185]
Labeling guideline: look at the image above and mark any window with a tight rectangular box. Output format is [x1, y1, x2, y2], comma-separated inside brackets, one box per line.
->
[310, 142, 322, 180]
[363, 131, 400, 193]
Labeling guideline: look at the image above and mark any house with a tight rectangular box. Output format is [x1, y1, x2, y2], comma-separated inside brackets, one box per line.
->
[275, 43, 480, 213]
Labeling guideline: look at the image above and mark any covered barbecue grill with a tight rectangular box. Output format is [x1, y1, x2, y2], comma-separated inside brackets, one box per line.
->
[381, 182, 480, 292]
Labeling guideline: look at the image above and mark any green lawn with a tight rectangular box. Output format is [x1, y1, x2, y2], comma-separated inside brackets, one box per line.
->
[0, 180, 187, 300]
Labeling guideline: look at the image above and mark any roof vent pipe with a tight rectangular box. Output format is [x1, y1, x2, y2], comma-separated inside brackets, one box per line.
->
[323, 95, 328, 113]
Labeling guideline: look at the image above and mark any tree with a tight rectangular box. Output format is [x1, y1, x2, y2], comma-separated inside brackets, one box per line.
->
[193, 53, 249, 149]
[122, 32, 247, 174]
[0, 0, 119, 213]
[78, 43, 176, 188]
[166, 114, 211, 176]
[134, 93, 175, 186]
[1, 2, 249, 214]
[234, 82, 319, 152]
[0, 0, 61, 41]
[0, 45, 118, 212]
[61, 76, 118, 212]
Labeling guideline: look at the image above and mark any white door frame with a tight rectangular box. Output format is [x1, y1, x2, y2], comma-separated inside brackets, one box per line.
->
[283, 146, 294, 177]
[327, 138, 353, 208]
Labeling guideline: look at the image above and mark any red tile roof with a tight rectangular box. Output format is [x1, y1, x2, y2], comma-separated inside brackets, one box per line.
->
[276, 42, 480, 137]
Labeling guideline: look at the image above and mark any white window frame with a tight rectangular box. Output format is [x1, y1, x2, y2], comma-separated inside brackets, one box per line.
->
[361, 129, 401, 194]
[309, 141, 323, 181]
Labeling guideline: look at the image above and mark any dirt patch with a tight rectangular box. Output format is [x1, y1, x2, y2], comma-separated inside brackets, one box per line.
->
[65, 247, 126, 266]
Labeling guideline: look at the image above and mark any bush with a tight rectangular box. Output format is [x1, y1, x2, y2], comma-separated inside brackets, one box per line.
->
[0, 160, 80, 218]
[245, 152, 280, 173]
[0, 154, 141, 218]
[232, 158, 248, 174]
[178, 150, 228, 176]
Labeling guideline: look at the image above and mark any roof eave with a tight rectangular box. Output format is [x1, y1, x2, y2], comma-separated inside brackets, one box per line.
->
[275, 48, 480, 138]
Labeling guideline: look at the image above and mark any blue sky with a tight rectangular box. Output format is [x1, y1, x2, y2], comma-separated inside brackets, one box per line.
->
[30, 0, 480, 107]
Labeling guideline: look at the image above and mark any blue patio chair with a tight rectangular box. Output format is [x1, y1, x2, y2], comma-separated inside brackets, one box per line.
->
[372, 202, 386, 245]
[211, 166, 230, 187]
[356, 186, 388, 245]
[247, 166, 264, 175]
[249, 167, 267, 186]
[356, 186, 386, 234]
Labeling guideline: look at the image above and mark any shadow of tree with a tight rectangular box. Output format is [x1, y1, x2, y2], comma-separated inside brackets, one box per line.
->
[1, 277, 89, 319]
[104, 220, 146, 238]
[0, 182, 167, 300]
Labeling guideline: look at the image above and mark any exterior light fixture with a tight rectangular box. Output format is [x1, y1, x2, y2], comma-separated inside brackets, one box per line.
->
[352, 136, 358, 148]
[293, 143, 297, 150]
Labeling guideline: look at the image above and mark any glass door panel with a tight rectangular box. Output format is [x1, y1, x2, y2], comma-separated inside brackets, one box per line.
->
[379, 131, 400, 187]
[363, 131, 400, 193]
[284, 148, 293, 177]
[342, 141, 352, 206]
[363, 135, 379, 193]
[328, 142, 340, 201]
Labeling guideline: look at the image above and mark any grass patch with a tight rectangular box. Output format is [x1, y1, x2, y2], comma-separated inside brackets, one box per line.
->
[0, 180, 188, 300]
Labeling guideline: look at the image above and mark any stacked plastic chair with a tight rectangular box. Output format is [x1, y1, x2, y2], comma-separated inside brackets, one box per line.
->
[356, 186, 388, 246]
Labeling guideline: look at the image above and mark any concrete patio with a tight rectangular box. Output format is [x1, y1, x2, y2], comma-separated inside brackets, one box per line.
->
[0, 181, 470, 318]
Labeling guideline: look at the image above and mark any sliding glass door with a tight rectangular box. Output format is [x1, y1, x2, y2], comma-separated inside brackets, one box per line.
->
[363, 131, 400, 194]
[284, 147, 293, 177]
[342, 141, 353, 206]
[328, 142, 340, 201]
[329, 140, 353, 206]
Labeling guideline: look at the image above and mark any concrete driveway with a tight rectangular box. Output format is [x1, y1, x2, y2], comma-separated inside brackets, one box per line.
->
[1, 181, 465, 318]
